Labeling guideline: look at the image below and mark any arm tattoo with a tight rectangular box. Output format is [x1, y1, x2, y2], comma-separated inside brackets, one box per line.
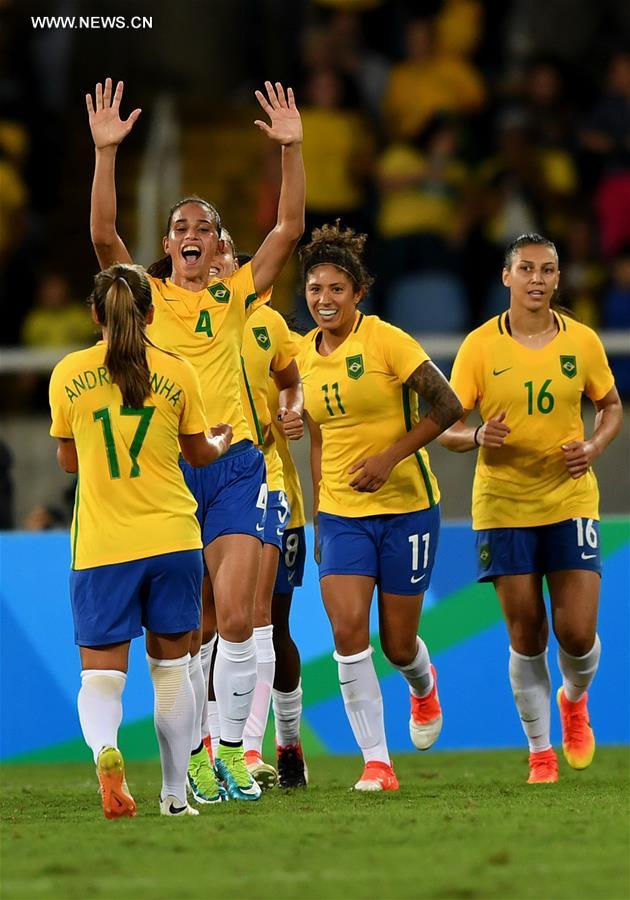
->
[406, 361, 464, 431]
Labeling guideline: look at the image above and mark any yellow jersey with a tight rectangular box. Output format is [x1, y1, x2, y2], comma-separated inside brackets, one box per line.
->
[268, 328, 306, 528]
[49, 342, 207, 570]
[147, 262, 266, 444]
[450, 311, 615, 529]
[300, 312, 440, 517]
[241, 305, 300, 493]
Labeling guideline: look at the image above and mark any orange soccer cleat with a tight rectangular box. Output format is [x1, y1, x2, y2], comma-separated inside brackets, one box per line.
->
[354, 760, 400, 792]
[557, 688, 596, 770]
[409, 665, 443, 750]
[96, 746, 137, 819]
[527, 748, 559, 784]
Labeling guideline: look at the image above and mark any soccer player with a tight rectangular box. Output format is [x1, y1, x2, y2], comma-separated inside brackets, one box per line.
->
[86, 78, 304, 802]
[299, 222, 463, 791]
[439, 233, 623, 783]
[49, 264, 232, 818]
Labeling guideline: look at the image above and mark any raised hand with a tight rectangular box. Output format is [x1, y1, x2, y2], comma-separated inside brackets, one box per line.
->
[254, 81, 302, 146]
[86, 78, 141, 150]
[478, 411, 510, 449]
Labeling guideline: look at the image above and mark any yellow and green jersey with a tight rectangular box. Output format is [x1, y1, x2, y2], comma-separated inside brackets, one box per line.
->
[147, 262, 267, 444]
[49, 342, 207, 570]
[241, 305, 300, 493]
[300, 312, 440, 517]
[450, 311, 615, 529]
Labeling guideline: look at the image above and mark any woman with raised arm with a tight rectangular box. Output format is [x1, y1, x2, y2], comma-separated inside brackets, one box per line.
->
[85, 77, 305, 803]
[439, 233, 623, 784]
[49, 264, 231, 819]
[299, 222, 463, 792]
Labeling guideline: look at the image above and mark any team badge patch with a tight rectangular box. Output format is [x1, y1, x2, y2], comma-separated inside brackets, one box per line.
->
[253, 326, 271, 350]
[560, 355, 577, 379]
[479, 544, 491, 568]
[346, 354, 364, 380]
[208, 282, 230, 303]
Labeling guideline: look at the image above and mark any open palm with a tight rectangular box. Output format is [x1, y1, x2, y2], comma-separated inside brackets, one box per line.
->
[86, 78, 141, 150]
[254, 81, 302, 146]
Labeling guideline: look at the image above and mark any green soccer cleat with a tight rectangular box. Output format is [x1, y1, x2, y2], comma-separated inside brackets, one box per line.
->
[187, 749, 227, 804]
[215, 744, 262, 801]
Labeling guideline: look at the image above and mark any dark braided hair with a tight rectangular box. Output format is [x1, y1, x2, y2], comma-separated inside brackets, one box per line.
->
[299, 221, 374, 294]
[147, 196, 222, 279]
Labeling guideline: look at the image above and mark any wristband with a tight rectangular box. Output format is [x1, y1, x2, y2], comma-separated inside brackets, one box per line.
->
[473, 425, 483, 447]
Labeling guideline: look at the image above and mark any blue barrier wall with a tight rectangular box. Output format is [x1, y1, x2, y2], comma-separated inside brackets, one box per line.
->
[1, 522, 628, 761]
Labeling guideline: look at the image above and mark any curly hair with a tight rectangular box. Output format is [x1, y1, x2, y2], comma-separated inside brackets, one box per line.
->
[299, 221, 374, 293]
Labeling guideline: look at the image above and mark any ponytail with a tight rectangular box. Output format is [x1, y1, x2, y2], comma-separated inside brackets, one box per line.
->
[147, 255, 172, 279]
[91, 264, 153, 408]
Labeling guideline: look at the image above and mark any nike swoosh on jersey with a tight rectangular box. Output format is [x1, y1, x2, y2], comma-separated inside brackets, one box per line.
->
[581, 552, 597, 560]
[492, 367, 512, 376]
[410, 574, 426, 583]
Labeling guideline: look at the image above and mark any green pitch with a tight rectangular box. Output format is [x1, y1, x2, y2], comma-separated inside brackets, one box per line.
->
[1, 749, 628, 900]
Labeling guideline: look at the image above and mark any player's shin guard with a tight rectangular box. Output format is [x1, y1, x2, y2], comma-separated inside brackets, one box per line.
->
[394, 636, 434, 697]
[148, 653, 195, 805]
[213, 635, 257, 744]
[508, 647, 552, 752]
[244, 625, 275, 755]
[78, 669, 126, 762]
[335, 646, 390, 764]
[273, 681, 303, 747]
[557, 635, 601, 702]
[188, 650, 206, 752]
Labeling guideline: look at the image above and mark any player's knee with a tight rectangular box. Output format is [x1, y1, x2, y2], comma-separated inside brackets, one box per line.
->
[556, 628, 595, 658]
[381, 637, 416, 668]
[332, 622, 368, 657]
[218, 610, 253, 643]
[507, 619, 547, 656]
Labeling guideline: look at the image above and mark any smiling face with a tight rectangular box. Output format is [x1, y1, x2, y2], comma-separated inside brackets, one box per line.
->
[502, 244, 560, 313]
[163, 202, 222, 284]
[305, 264, 362, 334]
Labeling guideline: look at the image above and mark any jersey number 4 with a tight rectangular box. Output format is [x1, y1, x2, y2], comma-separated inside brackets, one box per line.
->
[93, 406, 155, 478]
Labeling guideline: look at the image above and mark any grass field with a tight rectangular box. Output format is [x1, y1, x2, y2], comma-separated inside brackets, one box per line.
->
[1, 748, 628, 900]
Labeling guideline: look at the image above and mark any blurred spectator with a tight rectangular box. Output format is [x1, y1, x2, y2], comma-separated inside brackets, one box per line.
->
[561, 215, 606, 328]
[434, 0, 484, 58]
[519, 59, 575, 153]
[21, 273, 94, 349]
[0, 121, 28, 267]
[23, 480, 76, 531]
[601, 246, 630, 396]
[382, 16, 485, 141]
[376, 114, 471, 279]
[300, 67, 374, 237]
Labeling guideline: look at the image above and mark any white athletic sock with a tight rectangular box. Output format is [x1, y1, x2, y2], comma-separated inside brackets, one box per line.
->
[188, 651, 206, 752]
[335, 646, 389, 764]
[244, 625, 276, 755]
[508, 647, 551, 753]
[207, 700, 220, 758]
[148, 653, 194, 805]
[273, 682, 303, 747]
[558, 635, 601, 703]
[393, 636, 434, 698]
[77, 669, 126, 763]
[199, 636, 216, 741]
[214, 635, 257, 744]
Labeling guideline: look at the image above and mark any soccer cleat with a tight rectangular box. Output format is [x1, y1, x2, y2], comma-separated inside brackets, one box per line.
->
[96, 746, 137, 820]
[557, 687, 596, 770]
[409, 664, 443, 750]
[159, 794, 199, 817]
[244, 750, 278, 790]
[276, 743, 308, 789]
[187, 749, 227, 804]
[215, 745, 262, 801]
[354, 760, 399, 792]
[527, 748, 559, 784]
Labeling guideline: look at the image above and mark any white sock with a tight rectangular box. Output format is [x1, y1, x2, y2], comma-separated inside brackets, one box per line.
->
[188, 651, 206, 752]
[214, 635, 257, 745]
[244, 625, 276, 755]
[393, 636, 434, 698]
[335, 646, 389, 764]
[558, 635, 601, 703]
[148, 653, 195, 805]
[199, 636, 216, 741]
[207, 700, 220, 758]
[273, 682, 303, 747]
[77, 669, 126, 763]
[508, 647, 551, 753]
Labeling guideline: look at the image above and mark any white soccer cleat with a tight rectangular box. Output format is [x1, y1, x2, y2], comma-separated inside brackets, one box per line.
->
[159, 794, 199, 817]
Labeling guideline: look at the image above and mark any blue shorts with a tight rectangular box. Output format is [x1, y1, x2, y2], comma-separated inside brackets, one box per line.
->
[264, 490, 290, 550]
[180, 440, 267, 547]
[274, 526, 307, 594]
[70, 549, 203, 647]
[318, 506, 440, 596]
[476, 517, 602, 582]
